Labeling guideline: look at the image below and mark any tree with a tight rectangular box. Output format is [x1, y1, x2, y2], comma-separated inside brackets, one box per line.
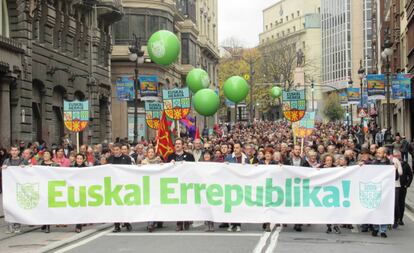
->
[323, 93, 345, 121]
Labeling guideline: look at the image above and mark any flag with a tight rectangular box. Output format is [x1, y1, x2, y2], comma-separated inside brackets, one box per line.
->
[195, 127, 201, 140]
[156, 111, 175, 161]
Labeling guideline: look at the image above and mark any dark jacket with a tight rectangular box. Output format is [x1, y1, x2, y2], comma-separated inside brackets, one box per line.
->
[259, 160, 276, 165]
[400, 161, 413, 188]
[167, 152, 195, 162]
[225, 153, 249, 164]
[108, 154, 132, 165]
[286, 157, 310, 167]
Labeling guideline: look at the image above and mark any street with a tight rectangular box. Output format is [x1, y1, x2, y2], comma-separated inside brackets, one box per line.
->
[1, 189, 413, 253]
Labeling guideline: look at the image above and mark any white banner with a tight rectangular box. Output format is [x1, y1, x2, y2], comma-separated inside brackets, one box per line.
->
[2, 163, 395, 225]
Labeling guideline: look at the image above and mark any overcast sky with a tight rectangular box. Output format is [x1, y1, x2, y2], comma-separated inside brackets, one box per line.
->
[218, 0, 279, 47]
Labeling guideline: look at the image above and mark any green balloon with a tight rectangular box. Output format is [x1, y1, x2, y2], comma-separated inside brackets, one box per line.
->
[270, 86, 282, 98]
[148, 30, 181, 66]
[223, 76, 249, 103]
[193, 89, 220, 116]
[186, 68, 210, 93]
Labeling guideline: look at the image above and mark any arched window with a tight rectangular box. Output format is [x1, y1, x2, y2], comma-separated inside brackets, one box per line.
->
[1, 0, 10, 37]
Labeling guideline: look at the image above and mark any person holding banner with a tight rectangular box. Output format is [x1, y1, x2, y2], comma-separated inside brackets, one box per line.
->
[141, 147, 163, 232]
[39, 150, 59, 233]
[322, 154, 341, 234]
[167, 138, 195, 232]
[71, 153, 88, 233]
[108, 143, 133, 233]
[2, 145, 26, 234]
[259, 147, 276, 232]
[286, 145, 310, 232]
[225, 142, 248, 232]
[53, 146, 71, 167]
[201, 149, 215, 232]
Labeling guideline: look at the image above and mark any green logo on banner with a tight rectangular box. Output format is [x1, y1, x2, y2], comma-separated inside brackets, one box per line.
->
[17, 183, 40, 210]
[359, 182, 382, 209]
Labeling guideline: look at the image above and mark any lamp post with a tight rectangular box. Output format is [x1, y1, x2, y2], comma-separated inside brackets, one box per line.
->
[347, 79, 353, 134]
[381, 39, 393, 131]
[348, 78, 354, 130]
[358, 62, 365, 125]
[129, 34, 145, 144]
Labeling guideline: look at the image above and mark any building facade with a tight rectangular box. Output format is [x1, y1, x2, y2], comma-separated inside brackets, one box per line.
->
[111, 0, 219, 141]
[259, 0, 322, 112]
[0, 0, 122, 149]
[371, 0, 413, 140]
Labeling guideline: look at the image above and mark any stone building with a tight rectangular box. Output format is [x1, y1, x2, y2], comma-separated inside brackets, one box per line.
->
[0, 0, 122, 149]
[111, 0, 219, 141]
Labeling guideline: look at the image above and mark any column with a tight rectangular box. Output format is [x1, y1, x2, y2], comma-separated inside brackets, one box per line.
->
[0, 76, 12, 148]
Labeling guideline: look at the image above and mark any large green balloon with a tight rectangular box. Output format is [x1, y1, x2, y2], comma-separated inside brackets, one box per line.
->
[186, 68, 210, 93]
[270, 86, 282, 98]
[148, 30, 181, 66]
[223, 76, 249, 103]
[193, 89, 220, 116]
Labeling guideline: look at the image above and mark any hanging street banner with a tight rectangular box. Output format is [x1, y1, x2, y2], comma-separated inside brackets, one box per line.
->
[116, 76, 135, 101]
[339, 92, 348, 106]
[392, 73, 412, 100]
[63, 100, 89, 132]
[145, 102, 163, 129]
[346, 88, 361, 105]
[292, 112, 316, 138]
[162, 88, 191, 120]
[282, 89, 306, 122]
[3, 163, 394, 225]
[139, 75, 159, 100]
[366, 74, 386, 100]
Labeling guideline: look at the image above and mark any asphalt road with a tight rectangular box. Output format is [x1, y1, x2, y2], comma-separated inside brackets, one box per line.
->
[51, 212, 414, 253]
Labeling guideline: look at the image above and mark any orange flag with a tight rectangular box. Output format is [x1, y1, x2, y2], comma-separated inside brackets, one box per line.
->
[156, 111, 175, 161]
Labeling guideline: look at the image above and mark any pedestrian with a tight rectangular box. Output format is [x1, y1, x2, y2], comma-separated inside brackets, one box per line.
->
[322, 154, 341, 234]
[260, 147, 275, 232]
[167, 138, 195, 231]
[225, 142, 248, 232]
[72, 153, 88, 233]
[395, 150, 413, 226]
[40, 150, 59, 233]
[2, 145, 26, 233]
[141, 147, 163, 232]
[53, 146, 71, 167]
[108, 143, 133, 233]
[391, 150, 404, 229]
[201, 149, 215, 232]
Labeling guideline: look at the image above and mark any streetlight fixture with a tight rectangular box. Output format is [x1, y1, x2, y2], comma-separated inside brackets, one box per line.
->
[381, 38, 393, 132]
[129, 34, 145, 144]
[310, 80, 315, 112]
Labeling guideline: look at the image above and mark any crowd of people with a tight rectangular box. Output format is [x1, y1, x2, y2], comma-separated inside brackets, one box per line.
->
[0, 120, 413, 238]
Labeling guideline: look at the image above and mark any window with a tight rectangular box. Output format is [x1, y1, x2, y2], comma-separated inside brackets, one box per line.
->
[1, 0, 9, 37]
[270, 23, 273, 28]
[113, 11, 174, 45]
[291, 14, 294, 19]
[293, 26, 296, 32]
[287, 28, 290, 33]
[286, 16, 289, 21]
[297, 11, 300, 17]
[266, 25, 268, 30]
[181, 33, 197, 65]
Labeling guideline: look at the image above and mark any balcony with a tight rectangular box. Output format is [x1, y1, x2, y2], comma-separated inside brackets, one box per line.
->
[95, 0, 124, 23]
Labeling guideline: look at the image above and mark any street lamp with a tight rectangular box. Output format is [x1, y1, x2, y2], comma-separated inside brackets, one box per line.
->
[129, 34, 145, 144]
[357, 62, 365, 125]
[381, 38, 393, 132]
[347, 78, 354, 134]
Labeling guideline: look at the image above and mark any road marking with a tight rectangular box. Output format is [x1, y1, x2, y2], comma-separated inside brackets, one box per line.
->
[253, 224, 276, 253]
[53, 229, 110, 253]
[264, 226, 282, 253]
[105, 232, 262, 237]
[405, 211, 414, 222]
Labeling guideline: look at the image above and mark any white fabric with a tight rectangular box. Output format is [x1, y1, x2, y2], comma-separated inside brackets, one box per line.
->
[2, 163, 395, 225]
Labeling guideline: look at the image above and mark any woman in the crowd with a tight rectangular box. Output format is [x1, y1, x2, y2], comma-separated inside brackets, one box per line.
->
[214, 149, 224, 162]
[68, 151, 76, 165]
[321, 154, 341, 234]
[53, 146, 71, 167]
[200, 149, 215, 232]
[141, 147, 163, 232]
[273, 151, 284, 165]
[39, 150, 59, 233]
[72, 153, 87, 233]
[259, 147, 276, 232]
[99, 154, 108, 165]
